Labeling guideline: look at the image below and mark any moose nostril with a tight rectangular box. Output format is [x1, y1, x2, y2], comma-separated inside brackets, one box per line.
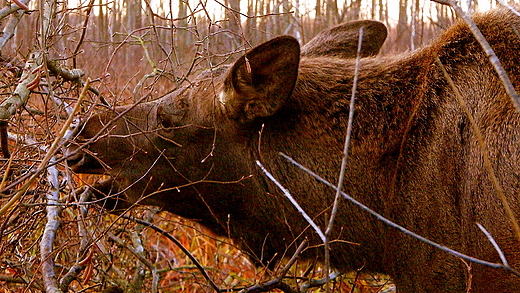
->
[160, 119, 174, 132]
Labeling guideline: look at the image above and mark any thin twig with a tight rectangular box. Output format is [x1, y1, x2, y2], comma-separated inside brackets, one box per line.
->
[0, 92, 149, 195]
[497, 0, 520, 17]
[0, 274, 44, 291]
[132, 34, 164, 102]
[40, 76, 91, 293]
[0, 79, 89, 216]
[237, 240, 308, 293]
[278, 240, 308, 277]
[324, 26, 364, 292]
[108, 233, 159, 293]
[256, 160, 326, 243]
[122, 216, 222, 293]
[476, 223, 508, 267]
[299, 271, 342, 293]
[72, 0, 95, 68]
[430, 0, 520, 114]
[59, 188, 92, 291]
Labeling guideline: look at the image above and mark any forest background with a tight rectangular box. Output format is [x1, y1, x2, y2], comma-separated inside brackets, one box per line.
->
[0, 0, 505, 292]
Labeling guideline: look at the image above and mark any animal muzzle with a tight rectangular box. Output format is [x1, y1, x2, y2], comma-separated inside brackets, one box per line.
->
[65, 147, 105, 174]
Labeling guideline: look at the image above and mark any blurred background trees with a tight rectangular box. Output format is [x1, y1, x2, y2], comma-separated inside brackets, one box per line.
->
[0, 0, 494, 102]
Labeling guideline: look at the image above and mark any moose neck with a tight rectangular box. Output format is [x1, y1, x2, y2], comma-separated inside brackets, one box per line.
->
[258, 52, 434, 181]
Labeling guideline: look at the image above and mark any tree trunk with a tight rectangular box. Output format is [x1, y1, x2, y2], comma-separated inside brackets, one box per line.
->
[245, 0, 256, 43]
[225, 0, 241, 49]
[397, 0, 409, 51]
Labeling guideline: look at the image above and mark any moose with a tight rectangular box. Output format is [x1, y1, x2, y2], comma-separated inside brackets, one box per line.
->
[67, 6, 520, 292]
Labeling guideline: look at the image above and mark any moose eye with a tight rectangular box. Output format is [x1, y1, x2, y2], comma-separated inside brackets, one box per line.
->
[158, 111, 178, 132]
[160, 117, 174, 131]
[157, 103, 187, 133]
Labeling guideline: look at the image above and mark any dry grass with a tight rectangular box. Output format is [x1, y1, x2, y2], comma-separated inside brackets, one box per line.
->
[0, 187, 393, 292]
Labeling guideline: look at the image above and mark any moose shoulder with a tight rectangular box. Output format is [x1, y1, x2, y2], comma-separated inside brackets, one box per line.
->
[67, 7, 520, 292]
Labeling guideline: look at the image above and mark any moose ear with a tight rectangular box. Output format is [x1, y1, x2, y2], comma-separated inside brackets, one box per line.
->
[301, 20, 387, 58]
[221, 36, 300, 124]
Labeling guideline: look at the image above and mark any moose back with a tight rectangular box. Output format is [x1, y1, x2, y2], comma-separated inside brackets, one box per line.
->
[67, 7, 520, 292]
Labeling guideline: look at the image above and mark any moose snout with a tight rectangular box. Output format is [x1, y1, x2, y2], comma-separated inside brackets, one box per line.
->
[65, 146, 105, 174]
[64, 145, 86, 171]
[65, 148, 83, 170]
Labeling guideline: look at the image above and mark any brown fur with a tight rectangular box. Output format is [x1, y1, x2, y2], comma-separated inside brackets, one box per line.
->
[301, 20, 387, 58]
[68, 7, 520, 292]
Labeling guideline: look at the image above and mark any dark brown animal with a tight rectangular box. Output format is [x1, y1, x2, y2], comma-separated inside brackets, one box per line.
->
[67, 7, 520, 292]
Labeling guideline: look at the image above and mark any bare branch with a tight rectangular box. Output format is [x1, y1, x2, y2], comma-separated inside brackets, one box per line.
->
[58, 187, 91, 291]
[431, 0, 520, 114]
[235, 240, 308, 293]
[324, 26, 364, 292]
[0, 92, 150, 195]
[0, 51, 44, 157]
[40, 154, 64, 293]
[255, 160, 326, 243]
[477, 223, 509, 267]
[279, 240, 308, 276]
[72, 0, 95, 69]
[0, 0, 30, 20]
[122, 216, 222, 293]
[0, 52, 44, 119]
[40, 76, 92, 291]
[300, 271, 342, 293]
[0, 9, 24, 52]
[0, 274, 44, 291]
[11, 0, 30, 11]
[497, 0, 520, 17]
[46, 60, 85, 83]
[132, 35, 164, 102]
[0, 80, 88, 215]
[108, 233, 159, 293]
[11, 79, 90, 292]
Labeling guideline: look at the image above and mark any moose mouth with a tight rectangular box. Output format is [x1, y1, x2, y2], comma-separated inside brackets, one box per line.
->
[65, 151, 86, 171]
[65, 151, 105, 174]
